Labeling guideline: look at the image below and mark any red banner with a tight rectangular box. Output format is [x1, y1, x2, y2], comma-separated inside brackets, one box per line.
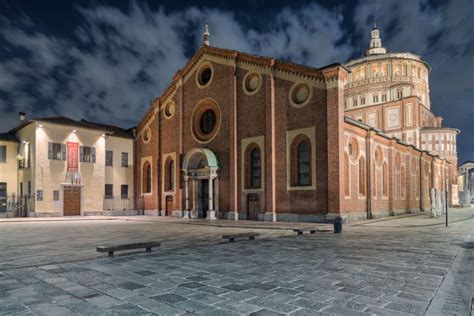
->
[67, 142, 79, 172]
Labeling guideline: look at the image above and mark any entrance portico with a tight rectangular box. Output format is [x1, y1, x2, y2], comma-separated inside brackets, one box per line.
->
[182, 148, 219, 220]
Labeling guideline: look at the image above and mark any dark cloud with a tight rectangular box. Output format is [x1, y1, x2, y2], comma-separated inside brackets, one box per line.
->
[0, 0, 472, 161]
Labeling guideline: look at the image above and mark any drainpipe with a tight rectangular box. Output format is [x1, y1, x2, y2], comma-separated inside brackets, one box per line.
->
[366, 131, 372, 219]
[419, 152, 423, 212]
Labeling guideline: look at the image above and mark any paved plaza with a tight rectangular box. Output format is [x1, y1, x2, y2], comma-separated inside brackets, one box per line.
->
[0, 209, 473, 315]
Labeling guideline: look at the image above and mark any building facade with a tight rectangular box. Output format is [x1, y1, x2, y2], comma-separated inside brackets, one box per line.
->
[344, 26, 459, 205]
[133, 29, 453, 222]
[0, 116, 135, 217]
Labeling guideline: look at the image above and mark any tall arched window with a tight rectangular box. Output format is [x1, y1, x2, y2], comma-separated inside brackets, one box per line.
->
[383, 162, 388, 197]
[165, 159, 174, 191]
[297, 140, 310, 186]
[143, 161, 151, 194]
[344, 153, 350, 196]
[250, 147, 261, 189]
[359, 156, 366, 196]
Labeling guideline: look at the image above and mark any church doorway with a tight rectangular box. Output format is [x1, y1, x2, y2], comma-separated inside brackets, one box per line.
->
[182, 148, 219, 220]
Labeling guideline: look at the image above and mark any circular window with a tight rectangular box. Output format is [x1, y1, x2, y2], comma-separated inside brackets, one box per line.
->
[200, 109, 216, 135]
[192, 99, 221, 143]
[374, 146, 383, 167]
[164, 101, 175, 119]
[243, 72, 261, 95]
[196, 62, 214, 88]
[348, 137, 359, 161]
[289, 83, 312, 108]
[142, 127, 151, 143]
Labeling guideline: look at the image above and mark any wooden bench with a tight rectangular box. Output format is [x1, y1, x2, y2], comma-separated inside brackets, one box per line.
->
[96, 242, 161, 257]
[222, 232, 260, 243]
[293, 227, 319, 235]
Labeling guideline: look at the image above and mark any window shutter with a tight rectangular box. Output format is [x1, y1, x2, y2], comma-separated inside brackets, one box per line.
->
[61, 144, 67, 161]
[48, 143, 52, 160]
[79, 146, 84, 162]
[92, 147, 96, 163]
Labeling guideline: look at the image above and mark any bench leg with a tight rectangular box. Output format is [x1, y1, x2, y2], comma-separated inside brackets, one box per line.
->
[229, 238, 235, 243]
[310, 230, 316, 234]
[108, 251, 114, 257]
[249, 236, 255, 241]
[298, 231, 303, 235]
[146, 247, 152, 253]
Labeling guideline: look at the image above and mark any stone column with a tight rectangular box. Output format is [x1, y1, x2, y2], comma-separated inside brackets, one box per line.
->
[207, 176, 216, 220]
[183, 176, 190, 219]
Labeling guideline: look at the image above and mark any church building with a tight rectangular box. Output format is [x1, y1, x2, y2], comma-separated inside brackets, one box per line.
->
[134, 25, 456, 222]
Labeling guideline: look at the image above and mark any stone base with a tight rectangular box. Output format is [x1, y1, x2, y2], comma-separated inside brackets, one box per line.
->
[182, 210, 190, 219]
[0, 212, 14, 218]
[83, 211, 104, 216]
[144, 210, 160, 216]
[103, 210, 139, 216]
[275, 213, 325, 223]
[172, 210, 183, 218]
[207, 210, 216, 220]
[30, 212, 62, 217]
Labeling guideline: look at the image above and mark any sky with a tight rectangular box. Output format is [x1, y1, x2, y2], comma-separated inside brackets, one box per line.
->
[0, 0, 473, 162]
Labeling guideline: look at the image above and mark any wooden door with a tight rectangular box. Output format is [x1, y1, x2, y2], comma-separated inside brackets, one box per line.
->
[247, 193, 259, 221]
[63, 186, 81, 216]
[165, 196, 173, 216]
[201, 180, 209, 218]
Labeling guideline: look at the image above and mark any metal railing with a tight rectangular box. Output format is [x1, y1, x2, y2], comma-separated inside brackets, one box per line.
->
[103, 196, 144, 212]
[0, 194, 32, 217]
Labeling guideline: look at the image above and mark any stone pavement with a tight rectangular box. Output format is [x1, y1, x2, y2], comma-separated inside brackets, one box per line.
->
[0, 208, 473, 315]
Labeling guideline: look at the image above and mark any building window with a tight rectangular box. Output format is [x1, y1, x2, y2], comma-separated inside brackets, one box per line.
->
[245, 144, 261, 189]
[353, 99, 358, 107]
[344, 153, 350, 196]
[165, 158, 174, 191]
[397, 90, 403, 100]
[121, 152, 128, 167]
[48, 143, 66, 161]
[143, 161, 151, 194]
[80, 146, 96, 163]
[105, 184, 113, 198]
[373, 95, 379, 103]
[28, 181, 31, 198]
[121, 185, 128, 199]
[200, 109, 216, 135]
[401, 167, 406, 198]
[53, 190, 59, 201]
[297, 141, 311, 186]
[383, 162, 388, 196]
[359, 157, 366, 196]
[106, 150, 113, 166]
[360, 97, 365, 105]
[382, 94, 387, 102]
[0, 145, 6, 163]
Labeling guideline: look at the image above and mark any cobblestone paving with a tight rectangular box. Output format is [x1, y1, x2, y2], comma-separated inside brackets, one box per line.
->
[0, 209, 472, 315]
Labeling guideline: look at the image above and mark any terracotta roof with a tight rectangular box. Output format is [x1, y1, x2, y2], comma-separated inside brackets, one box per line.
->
[137, 45, 347, 132]
[8, 116, 134, 139]
[0, 133, 19, 143]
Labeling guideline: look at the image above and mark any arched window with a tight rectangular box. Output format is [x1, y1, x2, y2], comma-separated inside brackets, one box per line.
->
[344, 153, 350, 196]
[250, 147, 261, 189]
[383, 162, 388, 196]
[143, 161, 151, 194]
[290, 135, 312, 187]
[297, 140, 310, 186]
[165, 159, 174, 191]
[359, 156, 366, 196]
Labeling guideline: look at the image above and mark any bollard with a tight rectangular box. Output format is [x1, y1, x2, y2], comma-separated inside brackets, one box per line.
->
[333, 216, 343, 234]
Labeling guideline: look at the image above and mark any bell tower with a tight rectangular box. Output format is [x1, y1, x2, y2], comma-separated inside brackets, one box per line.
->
[365, 23, 387, 56]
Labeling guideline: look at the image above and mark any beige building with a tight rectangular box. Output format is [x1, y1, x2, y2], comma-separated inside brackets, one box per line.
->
[1, 115, 135, 217]
[344, 25, 459, 204]
[0, 134, 19, 214]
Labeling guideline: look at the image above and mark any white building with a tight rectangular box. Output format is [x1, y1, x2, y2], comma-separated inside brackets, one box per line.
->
[0, 115, 135, 217]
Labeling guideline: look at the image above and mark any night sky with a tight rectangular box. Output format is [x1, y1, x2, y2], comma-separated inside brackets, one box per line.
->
[0, 0, 472, 162]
